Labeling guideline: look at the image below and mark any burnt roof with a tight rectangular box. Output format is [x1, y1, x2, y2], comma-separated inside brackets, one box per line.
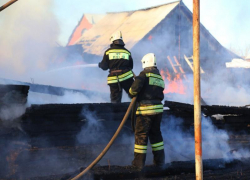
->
[75, 1, 180, 56]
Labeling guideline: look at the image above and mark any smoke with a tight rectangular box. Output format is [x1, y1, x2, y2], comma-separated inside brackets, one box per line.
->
[1, 1, 249, 177]
[39, 65, 108, 90]
[0, 86, 28, 121]
[0, 104, 26, 121]
[77, 108, 110, 144]
[0, 0, 116, 105]
[75, 107, 250, 168]
[163, 69, 250, 106]
[5, 144, 78, 179]
[161, 115, 250, 163]
[27, 91, 109, 105]
[0, 0, 59, 82]
[76, 107, 134, 166]
[199, 68, 250, 106]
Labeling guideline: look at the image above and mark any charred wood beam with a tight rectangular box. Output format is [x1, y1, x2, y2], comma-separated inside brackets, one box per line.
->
[1, 101, 250, 149]
[0, 78, 106, 97]
[19, 103, 133, 147]
[1, 101, 249, 145]
[164, 100, 250, 116]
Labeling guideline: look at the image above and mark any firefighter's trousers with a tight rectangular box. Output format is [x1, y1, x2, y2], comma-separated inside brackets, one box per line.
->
[132, 113, 165, 169]
[109, 78, 134, 103]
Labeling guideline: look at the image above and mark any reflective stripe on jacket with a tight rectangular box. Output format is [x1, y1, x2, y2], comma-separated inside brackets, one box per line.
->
[106, 49, 131, 60]
[107, 70, 134, 84]
[146, 73, 165, 88]
[129, 67, 164, 104]
[136, 104, 163, 115]
[99, 44, 133, 71]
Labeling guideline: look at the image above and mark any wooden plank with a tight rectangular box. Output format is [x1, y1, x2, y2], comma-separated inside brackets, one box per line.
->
[173, 56, 185, 73]
[184, 54, 194, 71]
[167, 56, 178, 73]
[184, 55, 205, 74]
[173, 56, 187, 79]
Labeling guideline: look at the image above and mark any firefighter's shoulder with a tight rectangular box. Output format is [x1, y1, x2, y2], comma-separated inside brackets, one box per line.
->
[105, 48, 131, 56]
[138, 70, 147, 77]
[104, 47, 112, 55]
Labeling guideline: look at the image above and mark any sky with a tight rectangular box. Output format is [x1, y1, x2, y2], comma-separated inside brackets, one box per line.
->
[0, 0, 249, 55]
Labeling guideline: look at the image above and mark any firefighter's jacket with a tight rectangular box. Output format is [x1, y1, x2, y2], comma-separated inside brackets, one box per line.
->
[99, 43, 133, 84]
[129, 67, 165, 115]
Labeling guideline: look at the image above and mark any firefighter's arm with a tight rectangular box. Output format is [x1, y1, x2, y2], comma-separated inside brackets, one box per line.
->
[129, 72, 145, 97]
[98, 53, 109, 70]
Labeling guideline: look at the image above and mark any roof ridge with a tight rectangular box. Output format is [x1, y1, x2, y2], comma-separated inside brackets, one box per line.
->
[107, 0, 180, 14]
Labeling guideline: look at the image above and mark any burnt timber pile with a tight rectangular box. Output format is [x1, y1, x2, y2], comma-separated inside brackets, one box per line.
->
[1, 99, 250, 179]
[0, 84, 29, 107]
[165, 100, 250, 133]
[20, 103, 133, 147]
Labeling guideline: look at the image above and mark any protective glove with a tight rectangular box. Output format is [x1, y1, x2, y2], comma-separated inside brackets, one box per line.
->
[128, 93, 135, 99]
[129, 87, 137, 98]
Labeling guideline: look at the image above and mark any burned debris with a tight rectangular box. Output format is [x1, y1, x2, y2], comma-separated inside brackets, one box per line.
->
[1, 0, 250, 179]
[1, 97, 250, 179]
[165, 100, 250, 133]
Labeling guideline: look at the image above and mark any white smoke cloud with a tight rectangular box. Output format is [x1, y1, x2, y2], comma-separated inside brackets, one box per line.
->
[199, 68, 250, 106]
[0, 0, 60, 82]
[75, 107, 250, 167]
[161, 115, 250, 163]
[0, 104, 26, 121]
[77, 108, 108, 144]
[27, 91, 109, 105]
[164, 70, 250, 106]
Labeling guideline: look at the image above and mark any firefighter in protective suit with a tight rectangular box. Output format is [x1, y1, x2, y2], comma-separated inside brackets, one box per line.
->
[99, 31, 134, 103]
[129, 53, 165, 170]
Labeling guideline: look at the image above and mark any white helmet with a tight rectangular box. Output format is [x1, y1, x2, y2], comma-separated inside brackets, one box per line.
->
[110, 30, 123, 43]
[141, 53, 156, 69]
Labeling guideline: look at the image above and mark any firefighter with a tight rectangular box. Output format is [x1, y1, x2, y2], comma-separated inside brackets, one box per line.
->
[129, 53, 165, 170]
[99, 31, 134, 103]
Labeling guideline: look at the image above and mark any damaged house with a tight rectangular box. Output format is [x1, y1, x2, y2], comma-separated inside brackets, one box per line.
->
[51, 14, 105, 66]
[67, 14, 105, 46]
[71, 1, 239, 77]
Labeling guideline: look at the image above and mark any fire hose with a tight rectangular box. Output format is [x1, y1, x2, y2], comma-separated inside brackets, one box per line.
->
[131, 99, 137, 132]
[71, 96, 137, 180]
[131, 71, 137, 132]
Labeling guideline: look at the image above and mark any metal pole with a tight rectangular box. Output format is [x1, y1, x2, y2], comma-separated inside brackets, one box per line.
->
[0, 0, 18, 12]
[193, 0, 203, 180]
